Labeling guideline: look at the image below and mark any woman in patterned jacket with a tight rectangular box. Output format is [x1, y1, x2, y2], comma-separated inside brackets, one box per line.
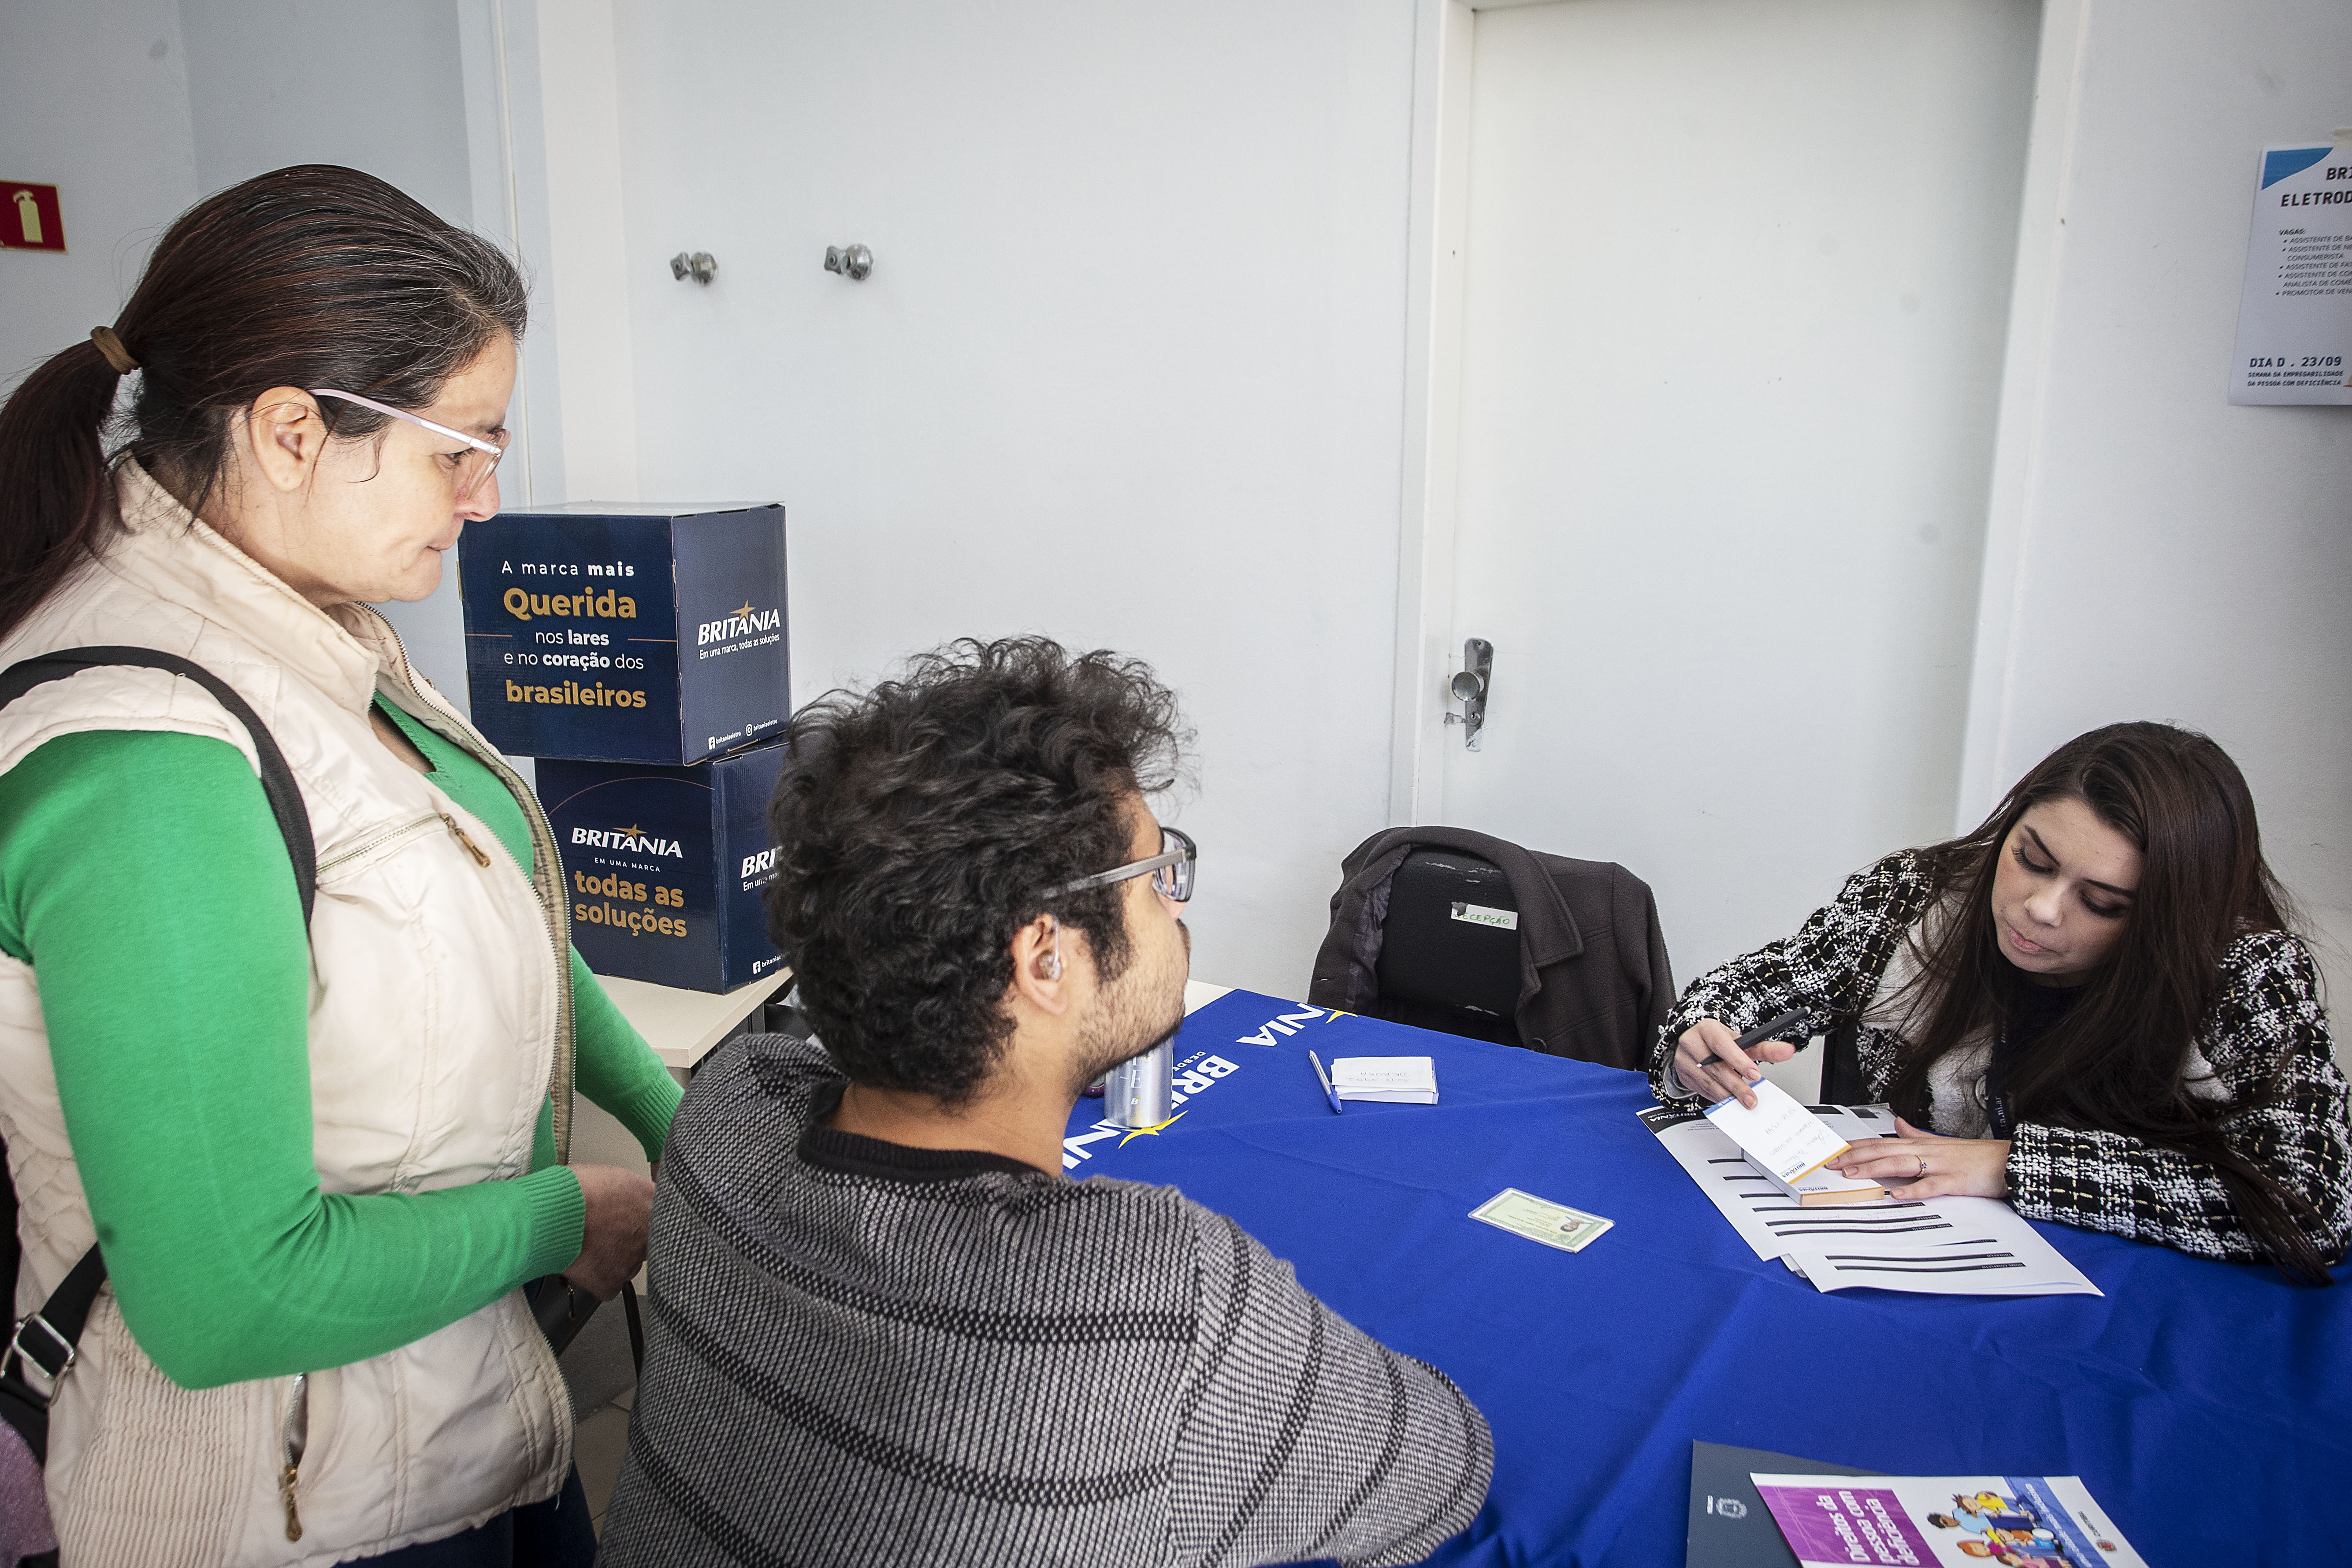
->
[1653, 721, 2350, 1284]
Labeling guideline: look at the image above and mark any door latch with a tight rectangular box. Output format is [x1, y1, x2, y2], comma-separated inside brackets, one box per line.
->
[1445, 638, 1493, 751]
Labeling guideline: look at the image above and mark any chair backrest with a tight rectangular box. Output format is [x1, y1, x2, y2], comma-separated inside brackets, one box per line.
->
[1371, 848, 1523, 1047]
[1818, 1020, 1870, 1107]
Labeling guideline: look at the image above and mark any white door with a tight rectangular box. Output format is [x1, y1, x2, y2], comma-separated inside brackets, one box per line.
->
[1434, 0, 2041, 992]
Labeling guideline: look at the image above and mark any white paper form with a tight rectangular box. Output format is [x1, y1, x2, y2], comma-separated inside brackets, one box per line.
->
[2229, 136, 2352, 405]
[1777, 1199, 2100, 1297]
[1642, 1105, 1918, 1260]
[1637, 1106, 2101, 1297]
[1812, 1104, 1899, 1143]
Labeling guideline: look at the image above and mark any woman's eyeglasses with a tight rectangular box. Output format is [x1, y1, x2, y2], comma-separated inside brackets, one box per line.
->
[310, 387, 509, 503]
[1052, 827, 1196, 903]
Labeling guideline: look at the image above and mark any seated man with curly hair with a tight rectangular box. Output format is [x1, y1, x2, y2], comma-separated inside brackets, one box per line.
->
[599, 637, 1493, 1568]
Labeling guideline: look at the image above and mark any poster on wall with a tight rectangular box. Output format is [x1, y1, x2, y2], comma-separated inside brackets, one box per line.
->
[2228, 135, 2352, 405]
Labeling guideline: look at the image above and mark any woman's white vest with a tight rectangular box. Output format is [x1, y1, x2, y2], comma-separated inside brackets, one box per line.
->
[0, 463, 579, 1564]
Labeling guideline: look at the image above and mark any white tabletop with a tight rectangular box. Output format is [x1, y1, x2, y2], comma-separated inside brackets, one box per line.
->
[599, 970, 1226, 1078]
[1183, 980, 1233, 1014]
[599, 968, 794, 1071]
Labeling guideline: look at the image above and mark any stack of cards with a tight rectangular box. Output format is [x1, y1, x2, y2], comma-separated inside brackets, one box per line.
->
[1703, 1080, 1849, 1185]
[1330, 1056, 1439, 1104]
[1754, 1104, 1889, 1205]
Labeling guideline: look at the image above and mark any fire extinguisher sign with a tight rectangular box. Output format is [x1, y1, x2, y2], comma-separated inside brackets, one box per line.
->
[3, 183, 65, 253]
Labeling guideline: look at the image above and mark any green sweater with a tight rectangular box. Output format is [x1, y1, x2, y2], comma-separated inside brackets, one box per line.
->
[0, 704, 681, 1390]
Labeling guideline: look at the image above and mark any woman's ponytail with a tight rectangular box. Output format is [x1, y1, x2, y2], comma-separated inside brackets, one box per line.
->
[0, 164, 527, 644]
[0, 337, 135, 640]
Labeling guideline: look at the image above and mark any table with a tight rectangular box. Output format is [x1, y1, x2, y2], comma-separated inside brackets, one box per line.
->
[568, 969, 792, 1175]
[1068, 988, 2347, 1564]
[566, 968, 795, 1415]
[601, 968, 794, 1074]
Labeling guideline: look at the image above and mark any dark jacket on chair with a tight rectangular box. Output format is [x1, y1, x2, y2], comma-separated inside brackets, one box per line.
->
[1307, 826, 1674, 1072]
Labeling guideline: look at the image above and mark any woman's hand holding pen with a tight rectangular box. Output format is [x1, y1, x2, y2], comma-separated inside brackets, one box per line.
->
[1831, 1118, 2011, 1200]
[1674, 1018, 1799, 1109]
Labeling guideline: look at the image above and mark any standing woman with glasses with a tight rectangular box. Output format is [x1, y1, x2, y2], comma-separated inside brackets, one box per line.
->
[0, 167, 680, 1565]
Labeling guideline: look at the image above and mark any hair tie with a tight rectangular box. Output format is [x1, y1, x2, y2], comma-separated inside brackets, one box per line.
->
[89, 327, 139, 376]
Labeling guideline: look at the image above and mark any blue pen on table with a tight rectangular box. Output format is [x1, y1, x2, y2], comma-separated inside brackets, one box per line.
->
[1308, 1050, 1344, 1115]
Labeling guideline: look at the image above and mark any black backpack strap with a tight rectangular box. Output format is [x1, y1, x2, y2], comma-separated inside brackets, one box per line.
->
[0, 647, 319, 1464]
[0, 647, 315, 928]
[0, 1247, 106, 1464]
[621, 1278, 645, 1374]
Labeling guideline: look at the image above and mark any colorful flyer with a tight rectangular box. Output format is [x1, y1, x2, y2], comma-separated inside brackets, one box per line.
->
[1750, 1473, 2146, 1568]
[2229, 136, 2352, 405]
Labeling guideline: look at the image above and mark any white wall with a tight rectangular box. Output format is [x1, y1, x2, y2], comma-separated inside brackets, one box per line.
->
[16, 0, 2344, 1023]
[177, 0, 475, 226]
[0, 1, 487, 709]
[175, 0, 486, 706]
[0, 3, 195, 398]
[5, 0, 1423, 1003]
[528, 0, 639, 505]
[597, 0, 1423, 1000]
[1960, 0, 2352, 1015]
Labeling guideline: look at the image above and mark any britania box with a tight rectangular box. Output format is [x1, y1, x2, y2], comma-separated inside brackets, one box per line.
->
[537, 741, 791, 993]
[457, 502, 788, 765]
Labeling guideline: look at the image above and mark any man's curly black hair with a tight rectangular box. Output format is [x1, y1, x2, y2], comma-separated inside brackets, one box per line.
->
[763, 636, 1189, 1105]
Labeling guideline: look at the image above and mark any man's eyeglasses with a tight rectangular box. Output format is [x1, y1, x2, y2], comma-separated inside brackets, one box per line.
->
[1052, 827, 1196, 903]
[311, 387, 509, 503]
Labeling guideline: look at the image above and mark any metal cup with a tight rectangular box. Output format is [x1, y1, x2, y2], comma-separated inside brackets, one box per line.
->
[1100, 1037, 1174, 1129]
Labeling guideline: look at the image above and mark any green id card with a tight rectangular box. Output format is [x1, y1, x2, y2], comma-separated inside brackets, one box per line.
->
[1468, 1188, 1614, 1253]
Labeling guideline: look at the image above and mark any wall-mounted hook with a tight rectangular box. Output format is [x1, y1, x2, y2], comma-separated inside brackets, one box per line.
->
[824, 244, 873, 281]
[669, 251, 717, 285]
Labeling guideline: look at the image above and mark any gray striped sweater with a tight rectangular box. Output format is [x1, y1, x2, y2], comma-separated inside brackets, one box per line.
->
[597, 1034, 1493, 1567]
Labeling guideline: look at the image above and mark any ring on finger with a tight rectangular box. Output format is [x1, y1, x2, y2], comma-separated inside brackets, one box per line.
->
[1914, 1154, 1927, 1179]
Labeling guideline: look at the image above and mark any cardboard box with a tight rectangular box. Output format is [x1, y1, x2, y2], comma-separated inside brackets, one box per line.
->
[538, 742, 791, 993]
[459, 503, 788, 765]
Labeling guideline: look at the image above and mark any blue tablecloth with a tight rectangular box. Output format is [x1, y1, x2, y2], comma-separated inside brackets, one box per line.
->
[1065, 991, 2347, 1565]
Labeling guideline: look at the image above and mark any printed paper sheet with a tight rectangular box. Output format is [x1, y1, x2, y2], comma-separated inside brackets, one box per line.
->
[1639, 1107, 2099, 1298]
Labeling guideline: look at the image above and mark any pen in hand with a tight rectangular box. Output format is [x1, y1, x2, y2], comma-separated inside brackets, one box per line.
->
[1710, 1008, 1811, 1074]
[1308, 1051, 1343, 1116]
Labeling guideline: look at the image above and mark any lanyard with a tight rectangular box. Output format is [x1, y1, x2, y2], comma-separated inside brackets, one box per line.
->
[1985, 1024, 2016, 1138]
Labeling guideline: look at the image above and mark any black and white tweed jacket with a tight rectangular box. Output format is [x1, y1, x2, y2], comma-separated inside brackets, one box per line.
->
[1647, 851, 2352, 1267]
[599, 1033, 1494, 1568]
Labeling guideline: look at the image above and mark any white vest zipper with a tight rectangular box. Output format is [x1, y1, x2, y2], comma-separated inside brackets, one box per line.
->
[279, 1373, 308, 1542]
